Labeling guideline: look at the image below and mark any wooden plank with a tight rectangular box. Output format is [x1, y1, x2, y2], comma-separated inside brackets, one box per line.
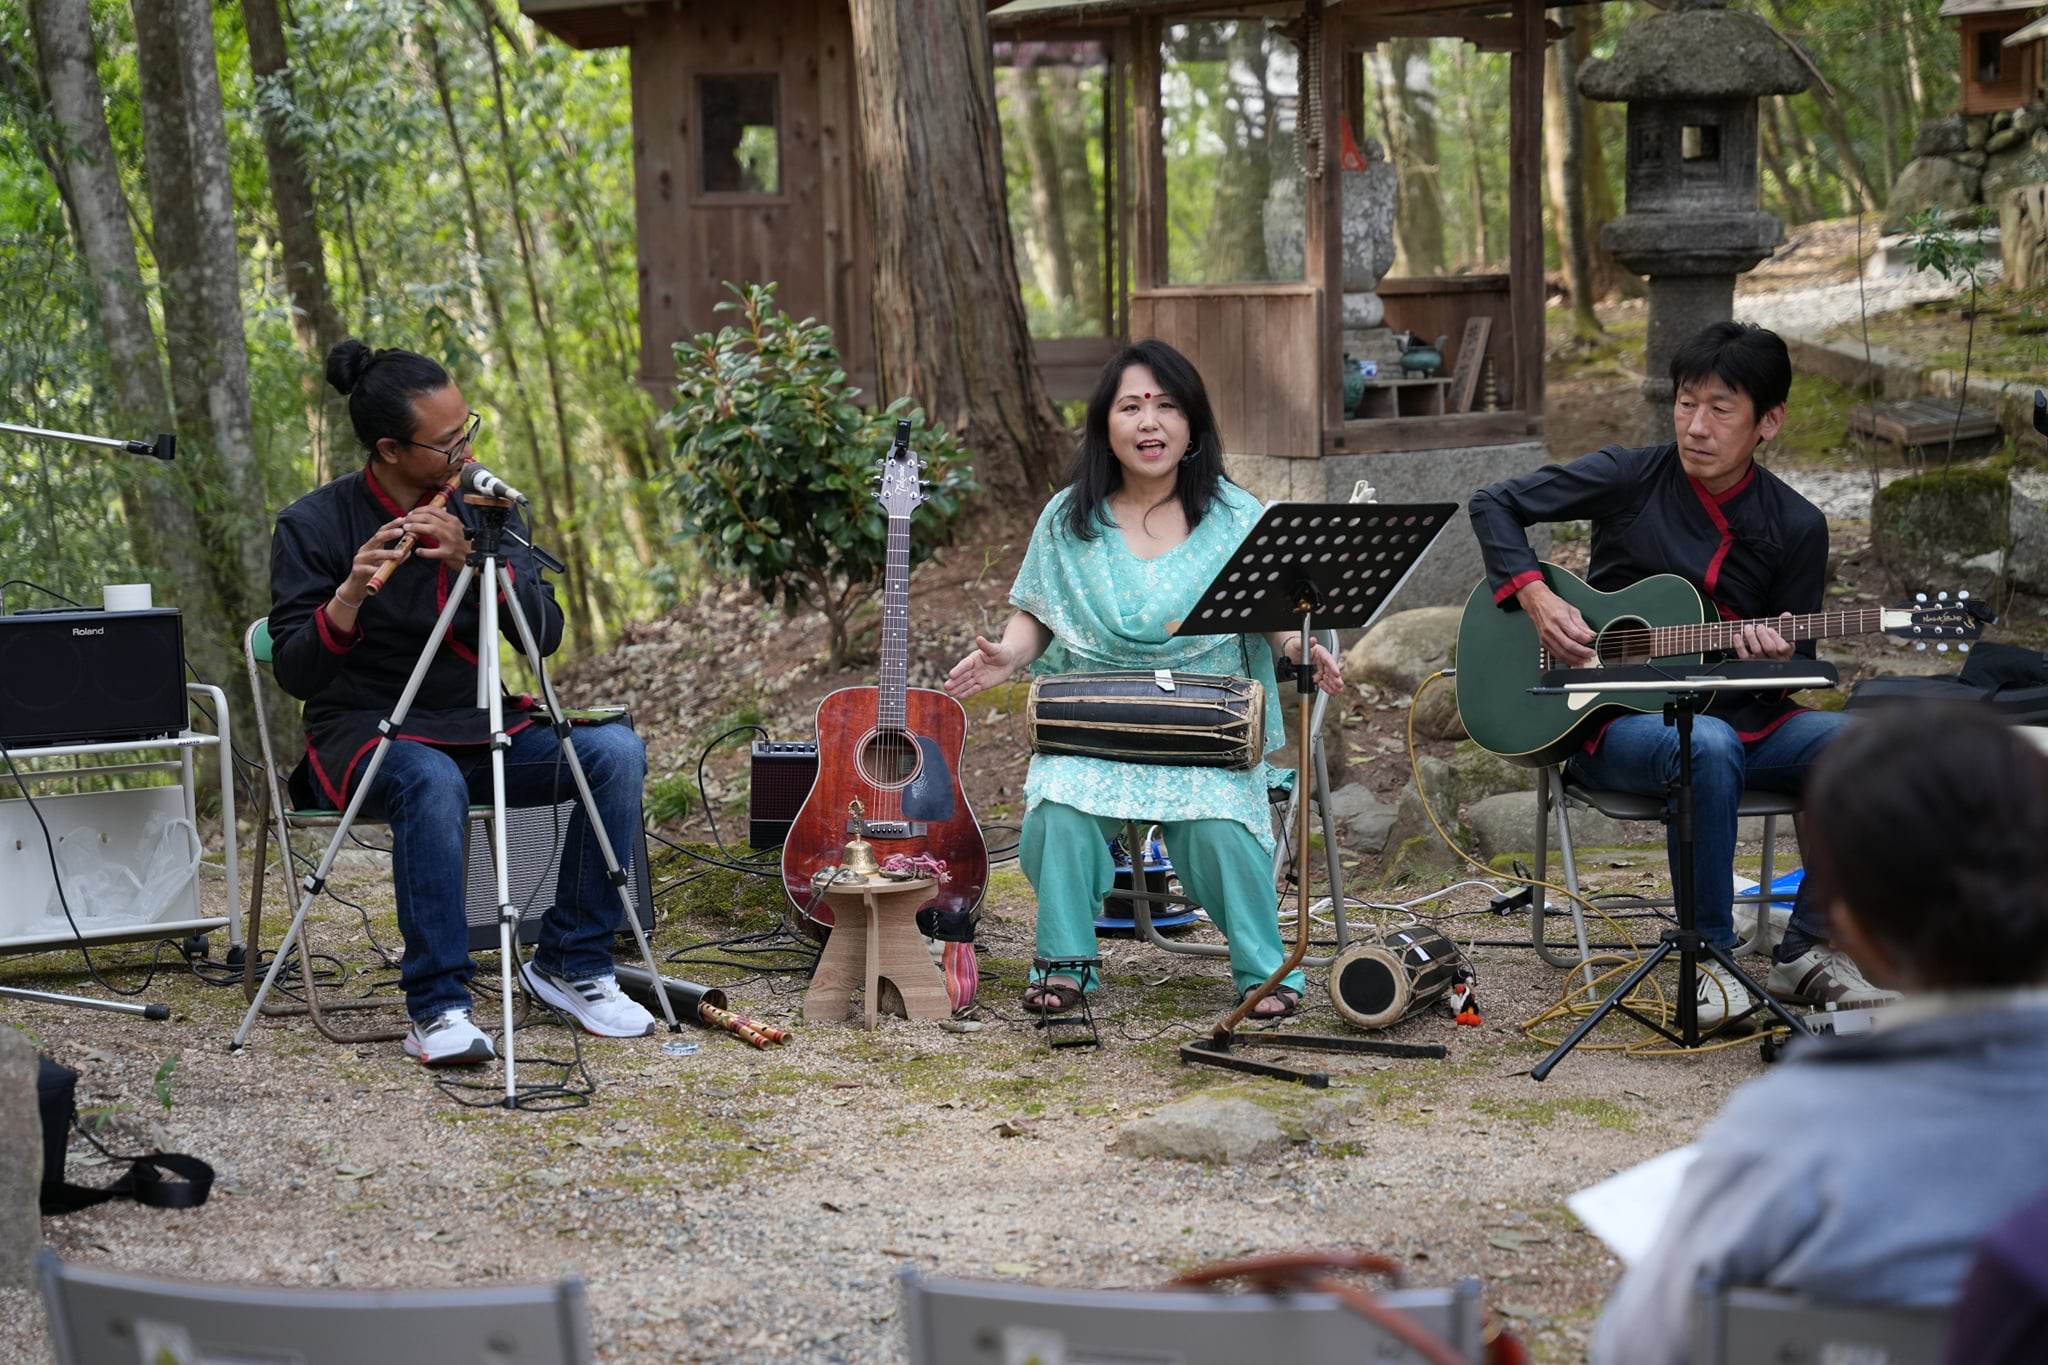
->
[1209, 293, 1247, 448]
[1327, 411, 1540, 455]
[1131, 283, 1319, 299]
[1450, 315, 1492, 414]
[1131, 17, 1166, 290]
[1505, 0, 1545, 422]
[1380, 273, 1513, 295]
[1274, 290, 1323, 457]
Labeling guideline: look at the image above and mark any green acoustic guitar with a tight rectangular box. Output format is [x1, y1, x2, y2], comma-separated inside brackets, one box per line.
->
[1455, 562, 1990, 767]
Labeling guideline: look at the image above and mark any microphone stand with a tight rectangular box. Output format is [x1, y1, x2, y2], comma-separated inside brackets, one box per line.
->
[0, 420, 175, 461]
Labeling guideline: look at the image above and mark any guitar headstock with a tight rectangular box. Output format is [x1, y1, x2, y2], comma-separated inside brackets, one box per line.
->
[873, 417, 928, 518]
[1882, 589, 1995, 654]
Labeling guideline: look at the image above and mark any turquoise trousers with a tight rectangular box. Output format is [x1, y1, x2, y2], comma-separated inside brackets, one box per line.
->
[1019, 801, 1306, 997]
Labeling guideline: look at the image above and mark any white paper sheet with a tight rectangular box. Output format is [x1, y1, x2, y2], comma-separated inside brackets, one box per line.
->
[1567, 1145, 1701, 1266]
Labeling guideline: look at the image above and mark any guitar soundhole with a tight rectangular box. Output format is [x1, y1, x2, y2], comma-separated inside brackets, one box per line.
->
[1593, 615, 1654, 667]
[857, 728, 922, 791]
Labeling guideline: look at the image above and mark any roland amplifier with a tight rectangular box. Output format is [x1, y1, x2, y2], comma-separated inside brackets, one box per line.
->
[749, 740, 818, 849]
[0, 608, 186, 748]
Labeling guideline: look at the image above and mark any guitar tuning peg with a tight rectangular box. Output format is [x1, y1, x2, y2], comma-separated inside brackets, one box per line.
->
[1916, 592, 1928, 603]
[1959, 589, 1971, 600]
[1937, 642, 1950, 653]
[1937, 591, 1950, 602]
[1915, 642, 1928, 652]
[1959, 642, 1971, 654]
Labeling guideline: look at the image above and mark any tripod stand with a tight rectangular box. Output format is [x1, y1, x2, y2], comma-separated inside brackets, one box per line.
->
[230, 495, 679, 1102]
[1530, 670, 1825, 1082]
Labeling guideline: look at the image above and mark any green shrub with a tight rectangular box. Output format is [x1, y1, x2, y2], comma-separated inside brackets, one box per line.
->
[662, 282, 976, 667]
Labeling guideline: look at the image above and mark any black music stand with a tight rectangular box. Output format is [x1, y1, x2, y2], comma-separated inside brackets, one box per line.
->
[1528, 662, 1828, 1082]
[1170, 500, 1458, 1087]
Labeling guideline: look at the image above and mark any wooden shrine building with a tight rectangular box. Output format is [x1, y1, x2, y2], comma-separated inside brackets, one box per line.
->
[1940, 0, 2047, 116]
[521, 0, 1583, 602]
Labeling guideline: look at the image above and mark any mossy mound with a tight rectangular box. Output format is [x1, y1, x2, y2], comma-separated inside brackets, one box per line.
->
[1872, 463, 2008, 592]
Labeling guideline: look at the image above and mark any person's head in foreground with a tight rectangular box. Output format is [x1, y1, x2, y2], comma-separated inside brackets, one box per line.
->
[1802, 704, 2048, 993]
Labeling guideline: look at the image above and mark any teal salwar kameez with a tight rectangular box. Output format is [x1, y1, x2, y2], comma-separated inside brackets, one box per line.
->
[1009, 483, 1305, 997]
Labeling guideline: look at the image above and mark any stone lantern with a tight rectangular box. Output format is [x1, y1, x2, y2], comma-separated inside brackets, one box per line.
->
[1580, 0, 1811, 442]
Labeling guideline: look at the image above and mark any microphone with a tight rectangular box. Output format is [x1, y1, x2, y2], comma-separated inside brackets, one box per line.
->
[459, 461, 529, 506]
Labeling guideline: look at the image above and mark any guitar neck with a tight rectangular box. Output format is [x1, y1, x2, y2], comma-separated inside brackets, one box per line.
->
[879, 511, 910, 729]
[1651, 608, 1883, 656]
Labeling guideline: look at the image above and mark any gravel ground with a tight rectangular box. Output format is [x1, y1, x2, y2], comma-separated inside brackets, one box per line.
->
[1734, 265, 1979, 339]
[3, 848, 1782, 1364]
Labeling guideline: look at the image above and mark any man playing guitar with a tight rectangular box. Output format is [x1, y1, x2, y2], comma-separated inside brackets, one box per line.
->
[1469, 321, 1891, 1025]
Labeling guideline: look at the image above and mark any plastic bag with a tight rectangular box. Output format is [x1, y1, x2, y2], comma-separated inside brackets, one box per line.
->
[41, 812, 201, 928]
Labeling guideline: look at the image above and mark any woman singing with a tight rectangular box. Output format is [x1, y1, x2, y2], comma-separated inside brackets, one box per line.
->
[946, 339, 1342, 1018]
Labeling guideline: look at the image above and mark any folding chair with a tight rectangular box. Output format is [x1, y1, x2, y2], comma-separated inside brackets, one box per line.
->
[900, 1264, 1485, 1364]
[39, 1251, 592, 1365]
[240, 616, 493, 1043]
[1689, 1282, 1949, 1365]
[1530, 765, 1800, 972]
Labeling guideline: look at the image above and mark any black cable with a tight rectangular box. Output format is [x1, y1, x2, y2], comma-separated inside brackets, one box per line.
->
[0, 578, 86, 611]
[695, 723, 772, 861]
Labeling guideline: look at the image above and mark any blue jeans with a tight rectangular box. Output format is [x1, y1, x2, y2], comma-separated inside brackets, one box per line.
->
[1567, 708, 1845, 952]
[359, 721, 647, 1021]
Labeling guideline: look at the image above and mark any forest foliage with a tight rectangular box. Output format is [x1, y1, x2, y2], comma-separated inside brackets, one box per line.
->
[0, 0, 1972, 680]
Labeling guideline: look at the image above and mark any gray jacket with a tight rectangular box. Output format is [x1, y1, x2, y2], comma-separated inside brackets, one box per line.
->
[1592, 1000, 2048, 1365]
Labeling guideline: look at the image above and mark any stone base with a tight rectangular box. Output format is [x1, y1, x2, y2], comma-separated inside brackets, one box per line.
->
[1342, 323, 1404, 369]
[1321, 441, 1553, 610]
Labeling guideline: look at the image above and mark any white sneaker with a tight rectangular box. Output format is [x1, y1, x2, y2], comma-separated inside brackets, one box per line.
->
[404, 1009, 495, 1066]
[522, 965, 657, 1037]
[1767, 945, 1901, 1009]
[1694, 960, 1753, 1031]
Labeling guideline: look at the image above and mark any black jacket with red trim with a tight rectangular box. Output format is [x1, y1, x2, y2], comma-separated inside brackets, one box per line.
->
[1469, 441, 1828, 742]
[268, 465, 563, 807]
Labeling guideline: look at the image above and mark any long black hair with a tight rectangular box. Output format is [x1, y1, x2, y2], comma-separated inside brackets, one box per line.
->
[1803, 704, 2048, 988]
[324, 338, 451, 460]
[1061, 338, 1228, 542]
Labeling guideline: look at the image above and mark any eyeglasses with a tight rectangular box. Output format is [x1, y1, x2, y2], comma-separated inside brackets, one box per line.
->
[402, 412, 481, 463]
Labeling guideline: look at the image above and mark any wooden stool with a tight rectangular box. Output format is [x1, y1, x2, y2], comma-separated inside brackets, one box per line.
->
[803, 874, 950, 1028]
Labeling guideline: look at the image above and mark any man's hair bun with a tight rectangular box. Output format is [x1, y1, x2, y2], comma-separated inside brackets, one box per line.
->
[325, 338, 374, 397]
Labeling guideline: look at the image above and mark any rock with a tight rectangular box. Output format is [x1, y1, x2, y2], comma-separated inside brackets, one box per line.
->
[0, 1027, 41, 1286]
[1411, 675, 1467, 741]
[2016, 104, 2046, 138]
[1956, 150, 1988, 170]
[1323, 782, 1397, 854]
[1882, 157, 1983, 233]
[1914, 114, 1967, 159]
[1873, 465, 2009, 594]
[1987, 126, 2023, 156]
[1469, 791, 1628, 863]
[1967, 116, 1990, 151]
[1449, 740, 1534, 806]
[1343, 607, 1462, 693]
[1383, 756, 1470, 880]
[2010, 480, 2048, 595]
[1983, 143, 2048, 202]
[1112, 1096, 1291, 1164]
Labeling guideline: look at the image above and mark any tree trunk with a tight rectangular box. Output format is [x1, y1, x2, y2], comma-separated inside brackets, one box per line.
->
[1371, 39, 1446, 276]
[1760, 2, 1880, 213]
[420, 16, 566, 549]
[130, 0, 278, 743]
[1451, 44, 1489, 265]
[1773, 95, 1840, 219]
[468, 0, 598, 652]
[1203, 20, 1274, 283]
[1544, 11, 1600, 336]
[1759, 95, 1818, 223]
[1899, 3, 1928, 121]
[27, 0, 228, 695]
[1015, 62, 1078, 310]
[241, 0, 350, 483]
[849, 0, 1066, 505]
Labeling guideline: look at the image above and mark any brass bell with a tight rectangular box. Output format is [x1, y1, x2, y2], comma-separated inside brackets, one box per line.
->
[842, 798, 880, 877]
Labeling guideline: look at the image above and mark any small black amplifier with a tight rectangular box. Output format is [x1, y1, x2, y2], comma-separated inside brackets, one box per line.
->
[0, 607, 186, 747]
[749, 740, 818, 849]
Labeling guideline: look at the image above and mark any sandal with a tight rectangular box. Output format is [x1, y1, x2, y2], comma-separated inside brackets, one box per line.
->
[1241, 984, 1301, 1020]
[1022, 980, 1084, 1015]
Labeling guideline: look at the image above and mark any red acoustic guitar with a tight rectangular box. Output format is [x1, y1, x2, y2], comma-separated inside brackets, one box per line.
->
[780, 422, 988, 936]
